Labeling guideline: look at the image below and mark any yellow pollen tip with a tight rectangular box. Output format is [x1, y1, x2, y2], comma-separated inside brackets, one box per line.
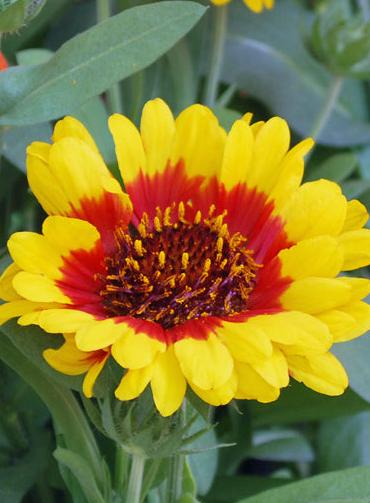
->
[182, 252, 189, 270]
[214, 215, 224, 230]
[194, 210, 202, 224]
[125, 257, 140, 271]
[203, 258, 211, 272]
[134, 239, 143, 256]
[217, 237, 224, 252]
[138, 223, 147, 238]
[158, 250, 166, 268]
[164, 207, 172, 226]
[208, 204, 216, 217]
[219, 223, 228, 238]
[178, 201, 185, 221]
[154, 216, 162, 232]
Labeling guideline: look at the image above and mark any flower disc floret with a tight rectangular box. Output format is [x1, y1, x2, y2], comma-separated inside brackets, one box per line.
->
[100, 203, 259, 329]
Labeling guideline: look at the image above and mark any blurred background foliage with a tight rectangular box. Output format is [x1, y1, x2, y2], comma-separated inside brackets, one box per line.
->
[0, 0, 370, 501]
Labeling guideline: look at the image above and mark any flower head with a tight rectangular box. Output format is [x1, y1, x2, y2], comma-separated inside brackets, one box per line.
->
[1, 98, 370, 416]
[211, 0, 274, 13]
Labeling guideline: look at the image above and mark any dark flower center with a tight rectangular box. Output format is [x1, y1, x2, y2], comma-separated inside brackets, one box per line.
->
[99, 203, 259, 329]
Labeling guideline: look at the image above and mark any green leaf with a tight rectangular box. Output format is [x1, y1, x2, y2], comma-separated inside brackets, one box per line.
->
[341, 179, 370, 199]
[0, 1, 206, 126]
[54, 448, 106, 503]
[16, 48, 53, 66]
[305, 152, 358, 183]
[188, 415, 218, 496]
[0, 433, 50, 503]
[317, 412, 370, 472]
[0, 335, 104, 484]
[333, 334, 370, 403]
[237, 467, 370, 503]
[223, 0, 370, 146]
[0, 122, 52, 172]
[72, 97, 115, 166]
[247, 429, 314, 463]
[1, 320, 82, 390]
[204, 475, 289, 502]
[249, 382, 370, 427]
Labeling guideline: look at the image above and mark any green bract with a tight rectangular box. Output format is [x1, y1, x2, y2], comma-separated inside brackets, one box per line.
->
[0, 0, 46, 32]
[310, 5, 370, 79]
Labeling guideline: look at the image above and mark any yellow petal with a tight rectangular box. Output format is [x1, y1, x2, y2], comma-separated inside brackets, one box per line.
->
[235, 361, 280, 402]
[75, 319, 131, 351]
[111, 330, 165, 369]
[115, 366, 153, 401]
[278, 236, 343, 279]
[190, 371, 237, 406]
[248, 117, 290, 194]
[39, 309, 95, 333]
[8, 232, 63, 278]
[338, 277, 370, 301]
[12, 272, 69, 303]
[219, 120, 254, 189]
[171, 104, 226, 179]
[219, 320, 273, 364]
[47, 138, 112, 208]
[43, 337, 92, 375]
[243, 0, 264, 13]
[251, 346, 289, 388]
[0, 300, 45, 325]
[342, 199, 368, 232]
[281, 180, 347, 242]
[248, 311, 332, 355]
[281, 277, 352, 314]
[83, 355, 109, 398]
[174, 333, 233, 390]
[140, 98, 175, 175]
[0, 262, 21, 301]
[42, 216, 100, 255]
[287, 352, 348, 396]
[27, 147, 71, 215]
[109, 113, 146, 184]
[318, 301, 370, 343]
[270, 138, 313, 212]
[52, 116, 99, 154]
[151, 346, 186, 417]
[338, 229, 370, 270]
[27, 141, 50, 163]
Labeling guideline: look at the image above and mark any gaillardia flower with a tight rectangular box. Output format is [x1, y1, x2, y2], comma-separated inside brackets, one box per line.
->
[1, 99, 370, 417]
[211, 0, 274, 14]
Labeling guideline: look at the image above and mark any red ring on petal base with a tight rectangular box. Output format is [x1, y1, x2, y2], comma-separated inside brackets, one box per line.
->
[56, 165, 293, 343]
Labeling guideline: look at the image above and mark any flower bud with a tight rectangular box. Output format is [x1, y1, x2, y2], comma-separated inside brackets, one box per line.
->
[0, 0, 46, 33]
[309, 4, 370, 79]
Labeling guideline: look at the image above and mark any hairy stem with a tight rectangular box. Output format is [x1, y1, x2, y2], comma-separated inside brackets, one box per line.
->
[126, 454, 145, 503]
[309, 75, 343, 142]
[203, 6, 228, 107]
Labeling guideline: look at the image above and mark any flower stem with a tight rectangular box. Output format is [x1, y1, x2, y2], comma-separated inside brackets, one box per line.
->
[164, 403, 187, 503]
[165, 452, 184, 503]
[203, 6, 228, 108]
[126, 454, 145, 503]
[114, 444, 129, 498]
[96, 0, 123, 114]
[309, 75, 343, 142]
